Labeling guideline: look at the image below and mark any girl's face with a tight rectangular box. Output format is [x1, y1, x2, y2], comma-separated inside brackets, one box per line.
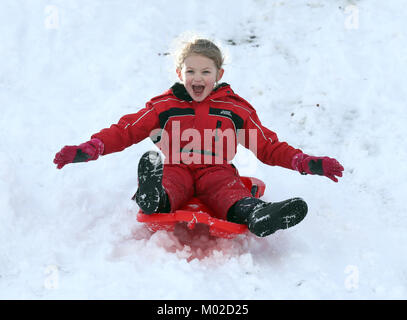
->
[177, 54, 224, 102]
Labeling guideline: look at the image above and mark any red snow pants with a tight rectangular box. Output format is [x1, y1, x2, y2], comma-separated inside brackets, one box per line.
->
[162, 163, 252, 220]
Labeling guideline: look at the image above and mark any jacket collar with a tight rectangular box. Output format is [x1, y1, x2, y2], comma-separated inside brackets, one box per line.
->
[170, 82, 231, 102]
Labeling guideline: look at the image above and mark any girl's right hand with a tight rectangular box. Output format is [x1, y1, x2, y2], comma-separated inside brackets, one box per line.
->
[53, 138, 104, 169]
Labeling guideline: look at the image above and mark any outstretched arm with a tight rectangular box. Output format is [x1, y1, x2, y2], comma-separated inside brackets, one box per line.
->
[53, 103, 159, 169]
[242, 111, 302, 169]
[242, 110, 344, 182]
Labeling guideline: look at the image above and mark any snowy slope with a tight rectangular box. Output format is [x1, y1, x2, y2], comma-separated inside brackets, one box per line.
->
[1, 0, 406, 299]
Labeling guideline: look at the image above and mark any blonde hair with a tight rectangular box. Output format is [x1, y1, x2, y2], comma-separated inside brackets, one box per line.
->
[175, 38, 225, 71]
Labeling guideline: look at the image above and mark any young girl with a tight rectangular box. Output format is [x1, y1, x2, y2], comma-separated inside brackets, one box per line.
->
[54, 38, 344, 237]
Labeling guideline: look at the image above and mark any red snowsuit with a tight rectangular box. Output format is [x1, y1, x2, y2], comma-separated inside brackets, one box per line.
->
[91, 83, 302, 219]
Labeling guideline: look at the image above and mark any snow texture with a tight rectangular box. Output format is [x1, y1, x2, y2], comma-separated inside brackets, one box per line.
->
[1, 0, 406, 299]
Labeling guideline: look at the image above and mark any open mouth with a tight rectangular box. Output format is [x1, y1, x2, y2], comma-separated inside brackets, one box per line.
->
[192, 85, 205, 96]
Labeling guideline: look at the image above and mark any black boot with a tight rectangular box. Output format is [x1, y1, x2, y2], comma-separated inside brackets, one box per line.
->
[132, 151, 171, 214]
[227, 197, 308, 237]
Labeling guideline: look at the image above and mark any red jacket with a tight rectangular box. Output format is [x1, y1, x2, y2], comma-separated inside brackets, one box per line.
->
[91, 83, 302, 169]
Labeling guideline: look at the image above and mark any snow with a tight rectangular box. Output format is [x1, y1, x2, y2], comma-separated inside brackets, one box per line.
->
[1, 0, 406, 299]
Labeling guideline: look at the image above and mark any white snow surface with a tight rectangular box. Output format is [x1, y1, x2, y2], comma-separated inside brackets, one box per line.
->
[1, 0, 406, 299]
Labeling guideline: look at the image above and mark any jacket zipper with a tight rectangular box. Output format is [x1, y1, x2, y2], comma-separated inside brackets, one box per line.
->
[214, 120, 222, 142]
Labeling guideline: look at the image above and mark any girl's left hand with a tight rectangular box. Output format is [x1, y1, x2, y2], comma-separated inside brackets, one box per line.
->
[292, 153, 344, 182]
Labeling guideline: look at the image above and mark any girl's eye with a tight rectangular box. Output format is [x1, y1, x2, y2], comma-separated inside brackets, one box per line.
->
[185, 70, 211, 75]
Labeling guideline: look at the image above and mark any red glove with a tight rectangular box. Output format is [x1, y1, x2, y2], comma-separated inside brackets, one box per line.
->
[292, 153, 344, 182]
[53, 138, 104, 169]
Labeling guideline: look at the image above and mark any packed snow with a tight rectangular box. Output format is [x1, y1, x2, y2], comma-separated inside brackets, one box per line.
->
[1, 0, 406, 299]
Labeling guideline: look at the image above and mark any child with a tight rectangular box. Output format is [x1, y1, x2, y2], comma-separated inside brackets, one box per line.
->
[54, 38, 344, 237]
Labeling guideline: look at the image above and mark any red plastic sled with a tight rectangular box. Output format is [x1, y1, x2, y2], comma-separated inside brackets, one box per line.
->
[137, 176, 266, 239]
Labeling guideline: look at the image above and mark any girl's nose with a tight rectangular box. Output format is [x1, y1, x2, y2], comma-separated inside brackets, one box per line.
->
[193, 73, 203, 81]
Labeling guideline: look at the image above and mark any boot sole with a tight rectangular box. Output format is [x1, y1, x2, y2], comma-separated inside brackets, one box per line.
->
[248, 198, 308, 237]
[134, 151, 164, 214]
